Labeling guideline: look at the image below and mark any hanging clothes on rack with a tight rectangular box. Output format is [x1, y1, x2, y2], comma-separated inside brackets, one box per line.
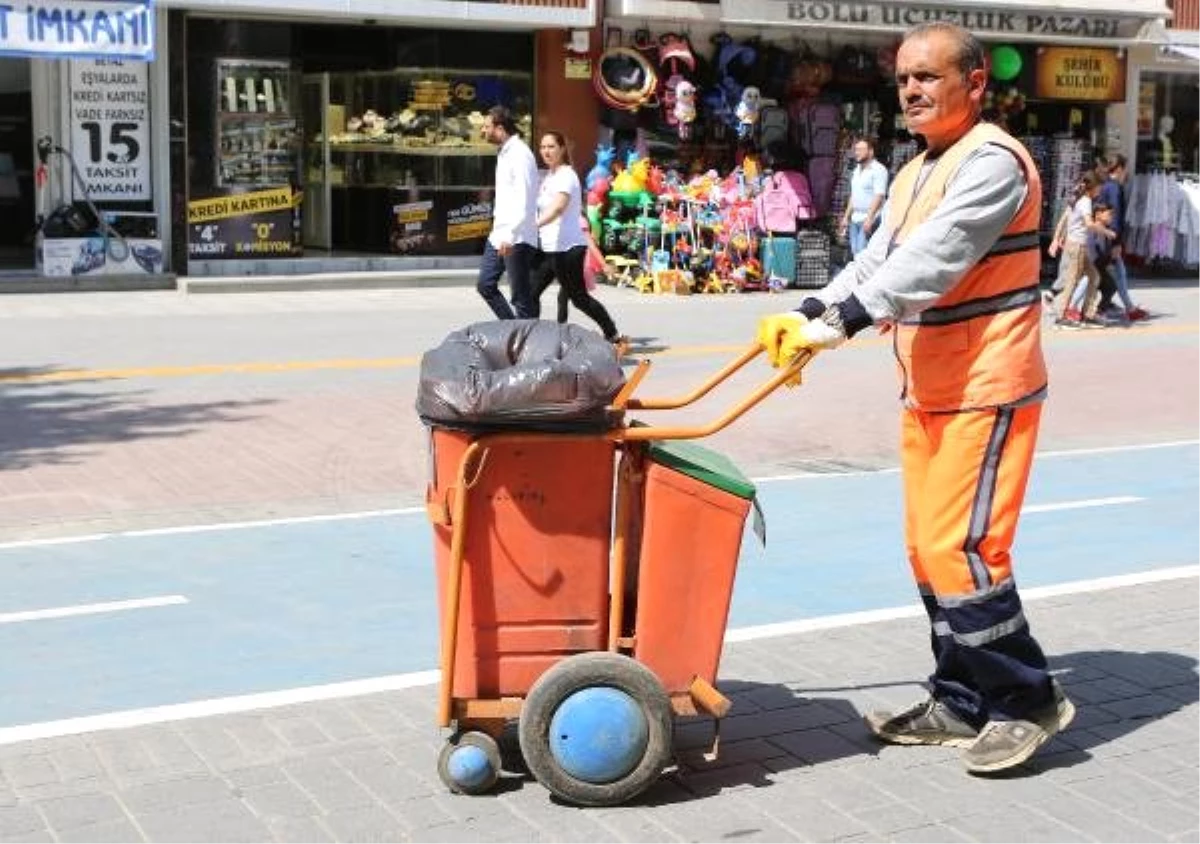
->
[1126, 171, 1200, 267]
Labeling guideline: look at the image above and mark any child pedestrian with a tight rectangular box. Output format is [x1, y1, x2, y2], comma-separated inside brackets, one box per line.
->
[1048, 173, 1112, 328]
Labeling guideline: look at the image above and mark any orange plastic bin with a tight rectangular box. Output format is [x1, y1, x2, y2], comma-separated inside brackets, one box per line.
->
[428, 428, 616, 699]
[632, 439, 757, 697]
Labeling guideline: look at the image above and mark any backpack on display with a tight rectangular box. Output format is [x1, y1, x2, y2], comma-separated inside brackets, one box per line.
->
[754, 169, 815, 234]
[759, 234, 796, 286]
[758, 106, 789, 155]
[834, 45, 877, 86]
[806, 155, 838, 216]
[804, 101, 841, 157]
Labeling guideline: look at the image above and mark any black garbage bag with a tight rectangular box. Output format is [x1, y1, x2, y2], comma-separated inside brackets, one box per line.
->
[416, 320, 626, 432]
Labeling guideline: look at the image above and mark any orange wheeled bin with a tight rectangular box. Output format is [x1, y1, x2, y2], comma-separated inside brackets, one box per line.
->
[425, 339, 812, 807]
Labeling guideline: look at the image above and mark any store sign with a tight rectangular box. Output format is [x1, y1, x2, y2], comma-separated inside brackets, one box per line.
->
[69, 58, 151, 201]
[0, 0, 154, 61]
[720, 1, 1150, 42]
[1034, 47, 1126, 103]
[389, 191, 494, 256]
[1137, 80, 1156, 139]
[187, 185, 302, 259]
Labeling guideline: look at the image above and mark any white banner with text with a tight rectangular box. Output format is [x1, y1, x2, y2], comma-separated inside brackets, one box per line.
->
[720, 1, 1155, 42]
[69, 58, 151, 200]
[0, 0, 154, 61]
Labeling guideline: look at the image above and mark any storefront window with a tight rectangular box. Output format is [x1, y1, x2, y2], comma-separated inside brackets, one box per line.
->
[1136, 71, 1199, 174]
[181, 19, 533, 261]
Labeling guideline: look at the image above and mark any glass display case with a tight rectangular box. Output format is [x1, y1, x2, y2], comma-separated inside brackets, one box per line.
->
[215, 59, 301, 188]
[303, 67, 532, 254]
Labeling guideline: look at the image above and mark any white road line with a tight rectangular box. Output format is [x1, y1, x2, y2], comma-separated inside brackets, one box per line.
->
[0, 566, 1193, 747]
[1024, 496, 1143, 514]
[0, 595, 188, 625]
[0, 671, 439, 746]
[0, 439, 1193, 552]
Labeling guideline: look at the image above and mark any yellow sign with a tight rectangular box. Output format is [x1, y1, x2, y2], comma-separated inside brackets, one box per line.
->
[565, 56, 591, 80]
[447, 219, 492, 242]
[1034, 47, 1126, 102]
[1137, 80, 1156, 138]
[187, 186, 294, 224]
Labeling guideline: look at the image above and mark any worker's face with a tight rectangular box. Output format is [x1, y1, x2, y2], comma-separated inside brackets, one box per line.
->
[895, 32, 986, 148]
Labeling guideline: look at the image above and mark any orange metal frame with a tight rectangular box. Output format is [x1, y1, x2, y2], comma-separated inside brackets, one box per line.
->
[433, 343, 814, 729]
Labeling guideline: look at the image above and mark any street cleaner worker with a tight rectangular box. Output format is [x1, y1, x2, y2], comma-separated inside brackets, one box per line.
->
[756, 22, 1074, 774]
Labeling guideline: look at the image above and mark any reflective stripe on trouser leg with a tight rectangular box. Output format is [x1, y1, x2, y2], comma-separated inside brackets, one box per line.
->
[901, 403, 1053, 723]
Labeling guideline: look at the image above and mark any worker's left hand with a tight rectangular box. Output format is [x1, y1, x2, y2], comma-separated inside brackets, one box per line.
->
[758, 310, 847, 360]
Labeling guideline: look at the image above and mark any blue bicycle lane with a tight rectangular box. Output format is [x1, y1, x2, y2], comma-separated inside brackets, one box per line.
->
[0, 442, 1196, 729]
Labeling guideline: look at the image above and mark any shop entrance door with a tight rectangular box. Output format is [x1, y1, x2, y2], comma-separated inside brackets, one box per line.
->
[0, 58, 34, 271]
[302, 73, 331, 249]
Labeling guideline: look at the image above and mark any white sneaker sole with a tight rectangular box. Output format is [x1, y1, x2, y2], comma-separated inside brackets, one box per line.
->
[963, 696, 1077, 774]
[864, 715, 978, 749]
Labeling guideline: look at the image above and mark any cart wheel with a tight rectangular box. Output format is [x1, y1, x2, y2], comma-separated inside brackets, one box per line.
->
[518, 652, 673, 807]
[438, 730, 502, 795]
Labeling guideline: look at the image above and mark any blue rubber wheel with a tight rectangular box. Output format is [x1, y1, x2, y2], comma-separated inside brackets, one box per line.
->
[518, 653, 672, 806]
[549, 686, 649, 783]
[437, 730, 501, 795]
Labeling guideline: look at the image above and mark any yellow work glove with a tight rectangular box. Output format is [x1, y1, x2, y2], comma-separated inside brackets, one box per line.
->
[758, 309, 847, 386]
[756, 312, 805, 367]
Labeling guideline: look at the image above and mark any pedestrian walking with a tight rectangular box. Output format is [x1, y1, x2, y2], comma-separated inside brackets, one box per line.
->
[535, 131, 627, 348]
[838, 137, 889, 258]
[1094, 155, 1149, 322]
[1049, 173, 1111, 327]
[756, 21, 1074, 774]
[477, 105, 539, 320]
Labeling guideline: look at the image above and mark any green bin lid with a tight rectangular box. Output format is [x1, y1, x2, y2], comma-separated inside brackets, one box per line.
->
[648, 440, 756, 500]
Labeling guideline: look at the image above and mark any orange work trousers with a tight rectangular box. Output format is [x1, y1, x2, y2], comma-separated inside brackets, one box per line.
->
[900, 402, 1052, 723]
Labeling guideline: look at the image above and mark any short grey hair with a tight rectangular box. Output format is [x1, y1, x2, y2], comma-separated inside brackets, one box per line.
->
[902, 22, 987, 79]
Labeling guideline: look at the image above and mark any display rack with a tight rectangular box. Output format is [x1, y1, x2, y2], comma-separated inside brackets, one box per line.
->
[302, 67, 532, 252]
[214, 59, 301, 189]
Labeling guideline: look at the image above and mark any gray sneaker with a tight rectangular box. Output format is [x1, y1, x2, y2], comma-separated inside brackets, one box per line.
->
[963, 680, 1076, 774]
[865, 696, 979, 748]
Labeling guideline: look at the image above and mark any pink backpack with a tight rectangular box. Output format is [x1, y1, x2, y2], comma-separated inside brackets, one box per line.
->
[754, 170, 815, 234]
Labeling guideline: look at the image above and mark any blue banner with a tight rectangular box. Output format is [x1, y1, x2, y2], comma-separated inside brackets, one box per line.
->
[0, 0, 155, 61]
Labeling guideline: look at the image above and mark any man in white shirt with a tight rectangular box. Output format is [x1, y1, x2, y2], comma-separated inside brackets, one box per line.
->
[839, 138, 889, 258]
[477, 106, 539, 319]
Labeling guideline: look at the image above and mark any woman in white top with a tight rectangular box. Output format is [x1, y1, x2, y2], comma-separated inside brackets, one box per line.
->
[1048, 172, 1111, 326]
[535, 132, 626, 347]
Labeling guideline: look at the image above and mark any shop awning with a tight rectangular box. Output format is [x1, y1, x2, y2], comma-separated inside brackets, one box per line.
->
[1164, 43, 1200, 63]
[708, 0, 1169, 45]
[163, 0, 596, 29]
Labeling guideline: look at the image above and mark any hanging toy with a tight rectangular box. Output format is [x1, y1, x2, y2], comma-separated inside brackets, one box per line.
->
[735, 85, 761, 142]
[586, 144, 615, 192]
[674, 79, 697, 141]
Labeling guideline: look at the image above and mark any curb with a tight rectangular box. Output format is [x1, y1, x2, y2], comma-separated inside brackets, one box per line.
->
[178, 269, 478, 294]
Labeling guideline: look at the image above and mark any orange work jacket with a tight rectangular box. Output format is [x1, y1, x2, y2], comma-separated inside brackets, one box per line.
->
[887, 122, 1046, 412]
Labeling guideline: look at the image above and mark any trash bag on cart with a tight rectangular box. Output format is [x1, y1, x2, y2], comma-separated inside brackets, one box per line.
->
[416, 319, 626, 432]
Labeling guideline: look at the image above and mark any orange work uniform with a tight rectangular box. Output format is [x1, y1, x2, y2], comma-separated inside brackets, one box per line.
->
[886, 123, 1053, 725]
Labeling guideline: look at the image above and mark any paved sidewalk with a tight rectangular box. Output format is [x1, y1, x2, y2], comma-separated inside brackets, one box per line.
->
[0, 577, 1195, 843]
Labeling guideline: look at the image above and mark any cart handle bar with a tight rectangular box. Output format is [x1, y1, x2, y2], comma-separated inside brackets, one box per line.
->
[614, 344, 814, 442]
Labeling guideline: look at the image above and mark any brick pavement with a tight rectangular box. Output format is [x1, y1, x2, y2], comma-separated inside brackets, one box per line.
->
[0, 578, 1195, 843]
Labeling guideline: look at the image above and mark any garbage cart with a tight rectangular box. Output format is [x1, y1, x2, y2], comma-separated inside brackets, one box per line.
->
[417, 320, 812, 807]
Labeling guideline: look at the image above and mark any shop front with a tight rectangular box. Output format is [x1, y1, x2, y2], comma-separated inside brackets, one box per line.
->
[1120, 28, 1200, 270]
[0, 0, 166, 283]
[164, 0, 598, 276]
[580, 0, 1169, 289]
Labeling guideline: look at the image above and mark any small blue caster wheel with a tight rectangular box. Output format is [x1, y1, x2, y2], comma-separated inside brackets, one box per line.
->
[438, 730, 501, 795]
[519, 652, 673, 807]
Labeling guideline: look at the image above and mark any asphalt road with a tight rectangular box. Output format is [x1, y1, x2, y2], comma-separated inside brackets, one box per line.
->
[0, 280, 1196, 740]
